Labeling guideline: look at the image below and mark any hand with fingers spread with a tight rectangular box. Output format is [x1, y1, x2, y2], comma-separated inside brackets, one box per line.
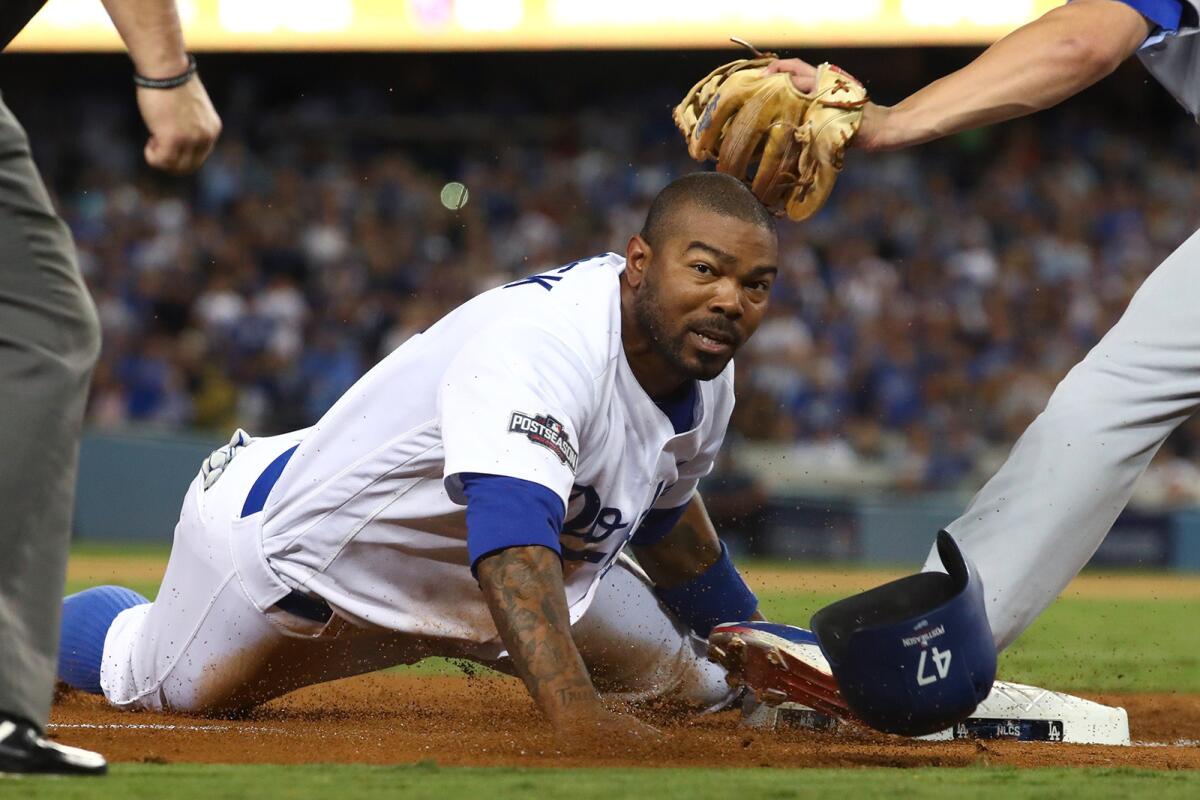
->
[555, 705, 666, 751]
[477, 545, 668, 751]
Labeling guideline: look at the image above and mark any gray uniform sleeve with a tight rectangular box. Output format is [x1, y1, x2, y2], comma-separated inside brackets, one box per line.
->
[1137, 1, 1200, 120]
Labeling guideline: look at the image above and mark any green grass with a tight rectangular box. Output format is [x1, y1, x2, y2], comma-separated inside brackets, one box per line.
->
[4, 765, 1199, 800]
[995, 598, 1200, 693]
[69, 542, 173, 558]
[66, 542, 168, 601]
[75, 579, 163, 602]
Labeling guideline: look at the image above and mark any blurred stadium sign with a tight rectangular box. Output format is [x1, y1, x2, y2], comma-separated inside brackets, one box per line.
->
[11, 0, 1061, 50]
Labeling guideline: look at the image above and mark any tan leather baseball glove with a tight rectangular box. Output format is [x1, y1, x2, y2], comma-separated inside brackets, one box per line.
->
[673, 43, 868, 221]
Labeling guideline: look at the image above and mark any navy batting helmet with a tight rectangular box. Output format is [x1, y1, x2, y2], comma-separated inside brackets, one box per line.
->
[811, 532, 997, 736]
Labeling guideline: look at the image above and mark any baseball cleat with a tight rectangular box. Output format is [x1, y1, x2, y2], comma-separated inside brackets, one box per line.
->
[57, 585, 150, 694]
[708, 622, 852, 720]
[0, 716, 106, 775]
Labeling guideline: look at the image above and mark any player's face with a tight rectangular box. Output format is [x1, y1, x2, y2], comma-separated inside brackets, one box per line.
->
[631, 209, 777, 382]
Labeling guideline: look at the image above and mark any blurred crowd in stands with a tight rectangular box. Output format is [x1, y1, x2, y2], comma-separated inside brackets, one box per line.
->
[20, 56, 1200, 504]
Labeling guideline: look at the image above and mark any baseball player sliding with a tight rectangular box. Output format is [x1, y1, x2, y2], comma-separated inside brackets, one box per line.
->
[58, 170, 1001, 742]
[57, 173, 776, 745]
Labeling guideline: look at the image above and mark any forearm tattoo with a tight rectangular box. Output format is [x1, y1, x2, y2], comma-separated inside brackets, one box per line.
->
[477, 546, 598, 721]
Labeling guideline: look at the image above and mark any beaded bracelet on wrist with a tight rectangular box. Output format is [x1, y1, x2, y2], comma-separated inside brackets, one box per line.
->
[134, 54, 197, 90]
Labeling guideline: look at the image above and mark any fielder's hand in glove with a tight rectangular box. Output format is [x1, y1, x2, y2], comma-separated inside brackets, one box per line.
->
[767, 58, 891, 152]
[673, 41, 868, 221]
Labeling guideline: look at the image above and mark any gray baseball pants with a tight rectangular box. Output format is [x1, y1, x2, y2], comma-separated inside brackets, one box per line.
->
[0, 94, 100, 727]
[927, 226, 1200, 650]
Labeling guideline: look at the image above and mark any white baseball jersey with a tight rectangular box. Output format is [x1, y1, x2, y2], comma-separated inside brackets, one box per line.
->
[233, 252, 733, 658]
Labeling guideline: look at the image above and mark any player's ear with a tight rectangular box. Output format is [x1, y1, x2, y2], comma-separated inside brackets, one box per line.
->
[625, 234, 651, 288]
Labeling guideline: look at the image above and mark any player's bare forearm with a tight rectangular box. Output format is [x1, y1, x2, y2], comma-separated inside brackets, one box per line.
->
[632, 495, 765, 620]
[858, 0, 1150, 151]
[100, 0, 188, 77]
[476, 545, 603, 725]
[632, 495, 721, 586]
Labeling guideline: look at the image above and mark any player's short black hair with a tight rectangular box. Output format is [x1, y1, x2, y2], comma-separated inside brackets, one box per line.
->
[640, 172, 775, 249]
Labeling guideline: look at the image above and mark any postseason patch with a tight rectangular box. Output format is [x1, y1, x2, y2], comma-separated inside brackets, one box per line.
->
[509, 412, 579, 471]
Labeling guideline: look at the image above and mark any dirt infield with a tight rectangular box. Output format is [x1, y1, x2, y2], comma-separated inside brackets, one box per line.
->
[47, 674, 1200, 770]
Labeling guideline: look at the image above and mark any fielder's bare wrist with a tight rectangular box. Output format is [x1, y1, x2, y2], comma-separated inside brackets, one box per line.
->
[852, 103, 897, 152]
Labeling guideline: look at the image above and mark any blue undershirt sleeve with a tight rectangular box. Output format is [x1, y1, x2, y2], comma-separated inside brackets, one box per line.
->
[462, 473, 565, 574]
[1111, 0, 1184, 31]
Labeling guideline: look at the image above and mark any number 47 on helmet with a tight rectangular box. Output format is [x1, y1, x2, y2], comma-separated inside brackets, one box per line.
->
[709, 532, 1130, 745]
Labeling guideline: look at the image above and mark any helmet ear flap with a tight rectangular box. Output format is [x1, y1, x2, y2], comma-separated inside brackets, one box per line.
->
[936, 529, 971, 592]
[812, 533, 997, 736]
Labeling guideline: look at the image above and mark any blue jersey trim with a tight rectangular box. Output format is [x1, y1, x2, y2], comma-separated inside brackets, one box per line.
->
[1116, 0, 1184, 31]
[463, 473, 565, 573]
[240, 444, 299, 517]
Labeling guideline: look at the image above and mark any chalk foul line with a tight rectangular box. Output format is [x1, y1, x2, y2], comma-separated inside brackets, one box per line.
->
[49, 722, 288, 734]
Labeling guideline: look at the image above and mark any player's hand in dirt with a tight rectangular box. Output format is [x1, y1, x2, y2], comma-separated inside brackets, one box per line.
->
[554, 706, 666, 752]
[137, 74, 221, 174]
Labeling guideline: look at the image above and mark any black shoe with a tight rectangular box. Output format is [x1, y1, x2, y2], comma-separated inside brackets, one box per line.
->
[0, 715, 106, 775]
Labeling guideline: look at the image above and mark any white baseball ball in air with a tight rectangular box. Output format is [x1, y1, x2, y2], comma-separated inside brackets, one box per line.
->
[440, 181, 469, 211]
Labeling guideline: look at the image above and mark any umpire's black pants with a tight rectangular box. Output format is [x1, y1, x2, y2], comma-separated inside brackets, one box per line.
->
[0, 93, 100, 727]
